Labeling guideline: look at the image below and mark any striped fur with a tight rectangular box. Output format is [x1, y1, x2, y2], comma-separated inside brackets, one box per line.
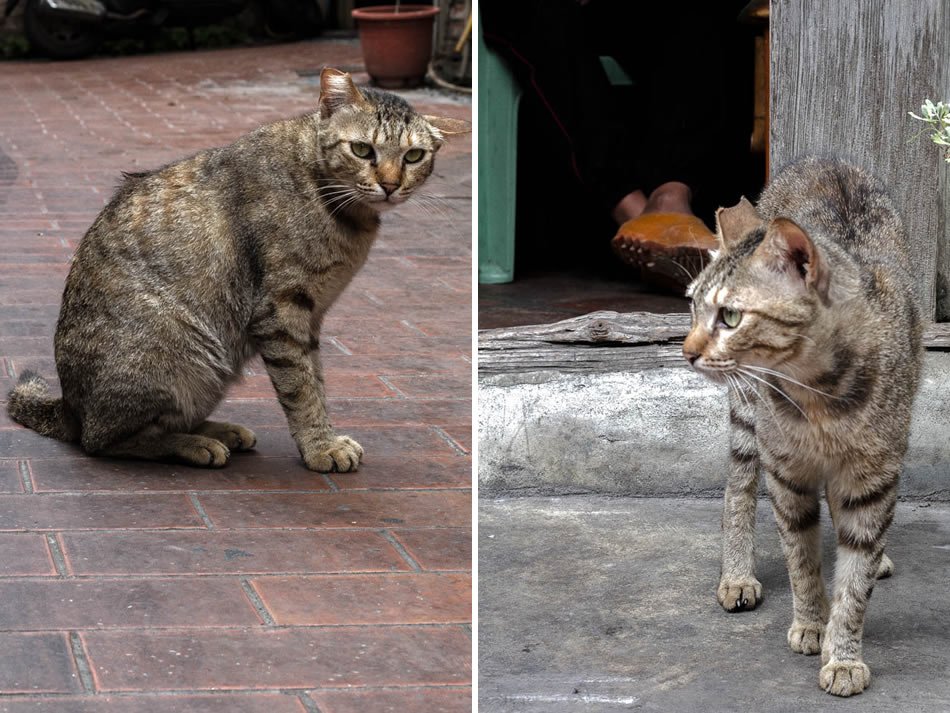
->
[684, 159, 922, 696]
[6, 68, 469, 472]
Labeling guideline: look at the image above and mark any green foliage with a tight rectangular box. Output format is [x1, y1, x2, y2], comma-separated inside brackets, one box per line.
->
[909, 99, 950, 163]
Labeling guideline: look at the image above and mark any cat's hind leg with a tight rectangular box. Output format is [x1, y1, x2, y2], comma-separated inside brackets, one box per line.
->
[718, 389, 762, 612]
[97, 425, 231, 467]
[194, 420, 257, 451]
[875, 552, 894, 579]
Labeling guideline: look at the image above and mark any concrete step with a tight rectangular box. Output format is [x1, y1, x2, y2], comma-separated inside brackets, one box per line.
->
[478, 495, 950, 711]
[478, 352, 950, 499]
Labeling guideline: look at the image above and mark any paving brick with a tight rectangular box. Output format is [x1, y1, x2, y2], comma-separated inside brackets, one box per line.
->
[83, 626, 471, 691]
[227, 425, 462, 460]
[29, 456, 334, 493]
[0, 695, 307, 713]
[197, 490, 472, 529]
[0, 632, 79, 693]
[0, 461, 24, 492]
[212, 398, 471, 429]
[327, 455, 471, 490]
[0, 493, 203, 530]
[309, 687, 472, 713]
[62, 530, 408, 576]
[0, 578, 259, 629]
[0, 533, 56, 575]
[252, 573, 471, 625]
[391, 528, 472, 571]
[31, 453, 470, 492]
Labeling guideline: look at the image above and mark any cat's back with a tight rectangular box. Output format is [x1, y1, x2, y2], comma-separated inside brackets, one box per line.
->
[756, 157, 911, 278]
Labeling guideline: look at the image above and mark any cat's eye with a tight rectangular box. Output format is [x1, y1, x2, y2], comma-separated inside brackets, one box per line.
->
[720, 307, 742, 328]
[404, 148, 425, 164]
[351, 142, 374, 159]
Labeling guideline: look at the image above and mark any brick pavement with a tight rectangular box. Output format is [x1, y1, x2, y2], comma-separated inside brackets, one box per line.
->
[0, 40, 471, 711]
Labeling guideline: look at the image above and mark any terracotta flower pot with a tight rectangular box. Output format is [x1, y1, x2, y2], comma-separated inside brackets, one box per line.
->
[352, 4, 440, 89]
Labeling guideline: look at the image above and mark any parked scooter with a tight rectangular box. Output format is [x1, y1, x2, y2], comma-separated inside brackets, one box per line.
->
[2, 0, 324, 60]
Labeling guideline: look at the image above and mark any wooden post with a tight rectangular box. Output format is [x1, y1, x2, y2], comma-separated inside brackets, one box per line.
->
[770, 0, 950, 320]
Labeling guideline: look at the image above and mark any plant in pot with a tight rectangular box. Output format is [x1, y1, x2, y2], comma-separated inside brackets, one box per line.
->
[352, 0, 439, 88]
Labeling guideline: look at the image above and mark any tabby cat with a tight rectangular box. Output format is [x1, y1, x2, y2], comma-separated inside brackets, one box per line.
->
[683, 158, 921, 696]
[7, 68, 469, 472]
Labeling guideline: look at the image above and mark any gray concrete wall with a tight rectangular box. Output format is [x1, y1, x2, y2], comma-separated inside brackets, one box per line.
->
[478, 352, 950, 499]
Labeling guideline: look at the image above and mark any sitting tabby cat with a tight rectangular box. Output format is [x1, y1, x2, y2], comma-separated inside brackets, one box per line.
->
[683, 158, 921, 696]
[7, 68, 469, 472]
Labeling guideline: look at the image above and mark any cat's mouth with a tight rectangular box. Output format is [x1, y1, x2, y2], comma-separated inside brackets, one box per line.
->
[690, 358, 737, 383]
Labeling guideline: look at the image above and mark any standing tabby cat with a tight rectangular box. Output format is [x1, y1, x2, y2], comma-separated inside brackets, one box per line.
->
[7, 68, 468, 472]
[683, 158, 921, 696]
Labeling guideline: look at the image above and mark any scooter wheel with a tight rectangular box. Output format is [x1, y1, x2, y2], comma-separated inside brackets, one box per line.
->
[24, 1, 103, 60]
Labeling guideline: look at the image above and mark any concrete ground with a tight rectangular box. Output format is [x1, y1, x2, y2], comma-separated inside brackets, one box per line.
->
[479, 495, 950, 712]
[0, 41, 471, 711]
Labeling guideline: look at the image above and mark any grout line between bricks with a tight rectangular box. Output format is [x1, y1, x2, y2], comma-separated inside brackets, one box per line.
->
[16, 461, 34, 494]
[376, 374, 407, 398]
[44, 533, 69, 576]
[0, 570, 470, 582]
[296, 691, 324, 713]
[3, 359, 14, 379]
[68, 632, 96, 693]
[324, 336, 352, 355]
[188, 493, 215, 530]
[379, 530, 422, 572]
[0, 683, 473, 700]
[430, 426, 469, 456]
[400, 319, 428, 336]
[0, 622, 472, 634]
[240, 577, 276, 626]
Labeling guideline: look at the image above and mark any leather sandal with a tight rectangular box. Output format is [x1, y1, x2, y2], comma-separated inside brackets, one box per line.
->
[611, 213, 718, 293]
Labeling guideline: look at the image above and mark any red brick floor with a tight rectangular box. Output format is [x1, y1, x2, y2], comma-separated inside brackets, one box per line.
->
[0, 40, 471, 711]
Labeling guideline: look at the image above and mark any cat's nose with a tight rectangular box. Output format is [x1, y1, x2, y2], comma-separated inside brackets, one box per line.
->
[380, 182, 399, 196]
[683, 349, 700, 365]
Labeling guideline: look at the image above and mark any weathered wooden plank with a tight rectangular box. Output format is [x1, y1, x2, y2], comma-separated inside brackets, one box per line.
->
[770, 0, 950, 320]
[478, 311, 950, 376]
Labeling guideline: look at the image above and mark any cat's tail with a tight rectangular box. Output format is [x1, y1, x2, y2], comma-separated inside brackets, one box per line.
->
[7, 370, 79, 443]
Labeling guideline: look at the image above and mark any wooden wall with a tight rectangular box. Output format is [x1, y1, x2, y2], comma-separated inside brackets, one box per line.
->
[770, 0, 950, 320]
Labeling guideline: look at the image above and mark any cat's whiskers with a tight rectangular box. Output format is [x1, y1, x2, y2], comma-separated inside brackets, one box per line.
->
[731, 372, 753, 412]
[658, 255, 697, 284]
[737, 368, 809, 421]
[327, 192, 365, 218]
[742, 364, 844, 401]
[736, 370, 785, 435]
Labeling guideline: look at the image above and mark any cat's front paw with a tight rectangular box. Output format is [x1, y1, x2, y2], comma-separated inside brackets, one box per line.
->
[303, 435, 364, 473]
[788, 621, 823, 655]
[819, 660, 870, 697]
[717, 576, 762, 612]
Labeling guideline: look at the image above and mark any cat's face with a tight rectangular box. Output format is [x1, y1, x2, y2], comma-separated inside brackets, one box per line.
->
[316, 69, 469, 211]
[683, 199, 826, 385]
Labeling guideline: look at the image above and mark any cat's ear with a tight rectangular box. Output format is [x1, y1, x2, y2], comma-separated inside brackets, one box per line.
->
[424, 115, 472, 139]
[715, 196, 762, 249]
[758, 217, 829, 296]
[319, 67, 369, 118]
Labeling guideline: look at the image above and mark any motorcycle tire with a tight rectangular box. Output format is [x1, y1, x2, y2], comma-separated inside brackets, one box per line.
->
[24, 1, 104, 60]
